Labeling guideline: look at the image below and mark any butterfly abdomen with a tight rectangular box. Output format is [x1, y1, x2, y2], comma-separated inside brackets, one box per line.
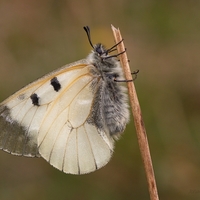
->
[88, 53, 130, 138]
[102, 80, 129, 136]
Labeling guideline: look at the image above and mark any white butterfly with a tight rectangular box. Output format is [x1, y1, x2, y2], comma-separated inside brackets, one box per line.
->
[0, 26, 130, 174]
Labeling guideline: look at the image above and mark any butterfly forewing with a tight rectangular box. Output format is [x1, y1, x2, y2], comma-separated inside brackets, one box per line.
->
[0, 59, 115, 174]
[0, 61, 89, 156]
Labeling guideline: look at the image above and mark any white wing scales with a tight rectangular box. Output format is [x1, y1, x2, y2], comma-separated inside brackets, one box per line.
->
[68, 75, 95, 127]
[38, 73, 114, 174]
[33, 66, 90, 105]
[0, 61, 115, 174]
[83, 124, 113, 170]
[76, 126, 97, 174]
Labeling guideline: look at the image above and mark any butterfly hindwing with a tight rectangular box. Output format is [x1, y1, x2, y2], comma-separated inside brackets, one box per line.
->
[0, 59, 114, 174]
[38, 66, 114, 174]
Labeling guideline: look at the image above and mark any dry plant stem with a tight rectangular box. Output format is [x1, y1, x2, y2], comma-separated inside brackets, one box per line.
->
[111, 25, 159, 200]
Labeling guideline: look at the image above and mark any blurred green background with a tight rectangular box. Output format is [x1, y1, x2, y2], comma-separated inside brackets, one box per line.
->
[0, 0, 200, 199]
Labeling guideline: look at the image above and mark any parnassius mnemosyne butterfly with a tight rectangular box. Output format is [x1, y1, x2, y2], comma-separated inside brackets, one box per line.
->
[0, 26, 130, 174]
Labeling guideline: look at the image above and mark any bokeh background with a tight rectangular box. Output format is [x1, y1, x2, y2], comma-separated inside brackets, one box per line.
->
[0, 1, 200, 199]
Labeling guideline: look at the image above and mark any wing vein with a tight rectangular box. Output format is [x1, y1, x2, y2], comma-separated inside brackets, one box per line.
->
[83, 124, 97, 170]
[62, 125, 73, 171]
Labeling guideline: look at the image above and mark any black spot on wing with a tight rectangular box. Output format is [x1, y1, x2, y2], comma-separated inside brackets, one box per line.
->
[51, 77, 61, 92]
[18, 94, 25, 100]
[30, 93, 40, 106]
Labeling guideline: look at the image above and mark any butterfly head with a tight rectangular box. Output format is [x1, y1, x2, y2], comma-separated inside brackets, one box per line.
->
[83, 26, 125, 78]
[93, 43, 107, 57]
[83, 26, 119, 60]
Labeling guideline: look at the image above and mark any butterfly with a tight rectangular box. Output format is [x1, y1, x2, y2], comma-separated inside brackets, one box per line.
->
[0, 26, 130, 174]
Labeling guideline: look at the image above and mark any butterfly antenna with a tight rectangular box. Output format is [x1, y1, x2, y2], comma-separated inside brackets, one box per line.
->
[104, 49, 126, 59]
[83, 26, 94, 49]
[106, 39, 124, 54]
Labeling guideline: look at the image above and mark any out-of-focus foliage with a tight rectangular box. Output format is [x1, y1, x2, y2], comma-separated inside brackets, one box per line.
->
[0, 1, 200, 199]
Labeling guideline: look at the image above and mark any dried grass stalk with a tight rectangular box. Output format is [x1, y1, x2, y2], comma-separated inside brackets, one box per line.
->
[111, 25, 159, 200]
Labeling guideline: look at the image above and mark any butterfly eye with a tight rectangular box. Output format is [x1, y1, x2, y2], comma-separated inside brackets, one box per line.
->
[96, 45, 104, 55]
